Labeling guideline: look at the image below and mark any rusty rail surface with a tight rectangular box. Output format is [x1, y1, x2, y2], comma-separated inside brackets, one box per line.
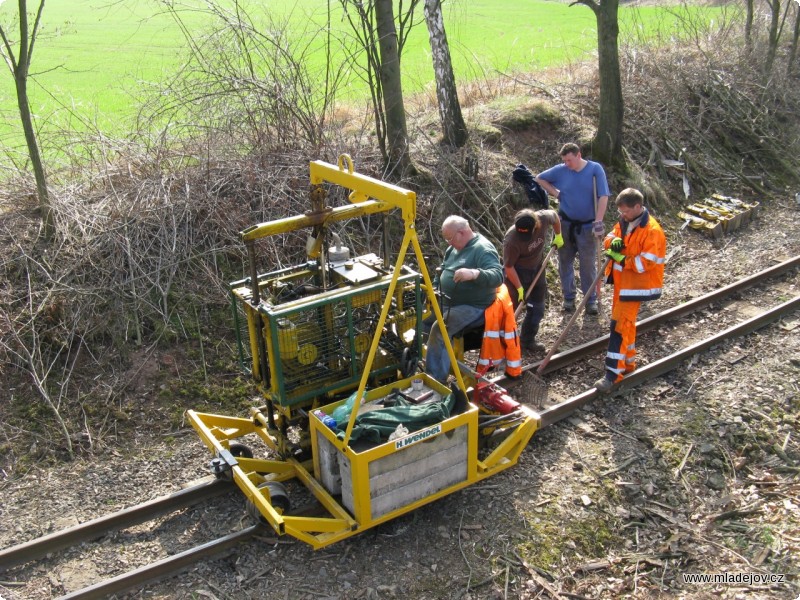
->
[539, 294, 800, 428]
[3, 256, 798, 599]
[0, 478, 232, 571]
[57, 526, 259, 600]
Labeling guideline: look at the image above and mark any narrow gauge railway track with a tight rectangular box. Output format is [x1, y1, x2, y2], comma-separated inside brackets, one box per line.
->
[539, 292, 798, 428]
[1, 257, 797, 600]
[494, 254, 799, 384]
[56, 527, 260, 600]
[0, 479, 232, 571]
[0, 478, 249, 600]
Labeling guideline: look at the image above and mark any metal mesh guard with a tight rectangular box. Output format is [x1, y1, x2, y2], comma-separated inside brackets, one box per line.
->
[266, 282, 419, 407]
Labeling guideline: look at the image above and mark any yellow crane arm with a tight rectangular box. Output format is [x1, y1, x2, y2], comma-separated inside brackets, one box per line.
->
[240, 155, 416, 242]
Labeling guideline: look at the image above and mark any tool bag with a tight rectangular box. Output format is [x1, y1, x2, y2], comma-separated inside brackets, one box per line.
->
[338, 387, 467, 445]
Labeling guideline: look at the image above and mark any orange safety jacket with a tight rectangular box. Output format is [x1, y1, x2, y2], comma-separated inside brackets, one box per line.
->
[477, 284, 522, 377]
[603, 208, 666, 302]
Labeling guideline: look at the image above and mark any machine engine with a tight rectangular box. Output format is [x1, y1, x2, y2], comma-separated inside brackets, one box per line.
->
[230, 251, 423, 412]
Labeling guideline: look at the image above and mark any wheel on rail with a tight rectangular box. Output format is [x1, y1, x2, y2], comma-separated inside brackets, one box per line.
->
[400, 346, 417, 378]
[228, 443, 253, 458]
[246, 481, 291, 524]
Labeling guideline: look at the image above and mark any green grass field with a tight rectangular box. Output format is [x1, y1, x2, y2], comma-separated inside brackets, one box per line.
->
[0, 0, 727, 154]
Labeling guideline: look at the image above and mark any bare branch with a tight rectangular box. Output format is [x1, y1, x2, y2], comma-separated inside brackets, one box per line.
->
[27, 0, 46, 64]
[0, 24, 19, 72]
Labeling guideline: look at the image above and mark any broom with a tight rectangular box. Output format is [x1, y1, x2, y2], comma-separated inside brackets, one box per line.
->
[526, 258, 612, 406]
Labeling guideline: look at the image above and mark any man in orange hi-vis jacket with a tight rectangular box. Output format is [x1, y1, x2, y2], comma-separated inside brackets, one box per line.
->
[594, 188, 666, 393]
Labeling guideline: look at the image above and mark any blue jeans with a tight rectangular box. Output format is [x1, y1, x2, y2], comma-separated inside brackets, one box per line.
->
[558, 224, 598, 305]
[425, 304, 485, 382]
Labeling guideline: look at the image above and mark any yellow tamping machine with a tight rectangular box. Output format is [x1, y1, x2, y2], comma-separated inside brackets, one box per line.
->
[187, 155, 540, 548]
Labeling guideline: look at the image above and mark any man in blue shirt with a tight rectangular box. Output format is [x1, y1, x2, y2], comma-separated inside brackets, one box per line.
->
[535, 143, 610, 315]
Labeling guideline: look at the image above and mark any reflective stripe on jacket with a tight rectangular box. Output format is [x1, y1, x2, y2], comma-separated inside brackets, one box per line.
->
[477, 284, 522, 376]
[603, 208, 666, 302]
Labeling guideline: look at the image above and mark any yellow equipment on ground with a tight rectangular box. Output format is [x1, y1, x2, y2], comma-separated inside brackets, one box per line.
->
[187, 155, 540, 549]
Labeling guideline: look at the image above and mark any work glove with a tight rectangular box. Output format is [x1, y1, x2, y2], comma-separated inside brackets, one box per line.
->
[517, 286, 525, 302]
[592, 221, 604, 238]
[552, 233, 564, 249]
[609, 237, 624, 251]
[605, 248, 625, 264]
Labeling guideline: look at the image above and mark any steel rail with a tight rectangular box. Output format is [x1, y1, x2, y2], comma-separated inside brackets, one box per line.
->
[4, 257, 797, 595]
[54, 294, 800, 599]
[0, 478, 232, 571]
[538, 294, 800, 428]
[57, 526, 260, 600]
[494, 254, 800, 384]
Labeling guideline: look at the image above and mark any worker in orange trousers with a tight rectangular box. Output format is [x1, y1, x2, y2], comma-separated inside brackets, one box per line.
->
[594, 188, 666, 393]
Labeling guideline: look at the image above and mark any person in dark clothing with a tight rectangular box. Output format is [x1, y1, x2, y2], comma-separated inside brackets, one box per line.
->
[503, 209, 563, 352]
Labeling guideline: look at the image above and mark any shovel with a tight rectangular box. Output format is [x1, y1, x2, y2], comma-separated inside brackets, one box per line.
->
[514, 245, 556, 319]
[526, 257, 612, 406]
[538, 257, 612, 375]
[511, 244, 553, 408]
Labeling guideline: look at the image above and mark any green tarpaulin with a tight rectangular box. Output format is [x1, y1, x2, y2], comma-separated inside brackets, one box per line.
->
[337, 392, 459, 445]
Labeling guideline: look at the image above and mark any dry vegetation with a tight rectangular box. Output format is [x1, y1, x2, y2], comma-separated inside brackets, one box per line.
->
[1, 0, 798, 474]
[0, 5, 799, 599]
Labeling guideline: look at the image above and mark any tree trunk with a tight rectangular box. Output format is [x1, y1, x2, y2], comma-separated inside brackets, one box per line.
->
[789, 2, 800, 75]
[374, 0, 414, 178]
[764, 0, 781, 77]
[424, 0, 467, 147]
[1, 0, 54, 240]
[15, 72, 53, 238]
[588, 0, 625, 170]
[745, 0, 754, 52]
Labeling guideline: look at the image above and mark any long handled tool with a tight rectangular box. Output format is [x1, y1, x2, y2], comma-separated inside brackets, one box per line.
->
[523, 257, 610, 408]
[593, 177, 603, 302]
[514, 245, 556, 319]
[538, 257, 612, 376]
[510, 244, 556, 408]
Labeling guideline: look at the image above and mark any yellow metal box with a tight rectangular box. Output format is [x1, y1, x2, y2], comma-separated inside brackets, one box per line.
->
[311, 374, 478, 525]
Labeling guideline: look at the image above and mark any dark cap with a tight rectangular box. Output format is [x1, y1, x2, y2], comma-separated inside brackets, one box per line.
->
[515, 214, 536, 233]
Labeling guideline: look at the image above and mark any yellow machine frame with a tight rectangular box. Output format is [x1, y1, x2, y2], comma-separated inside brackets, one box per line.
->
[187, 155, 540, 549]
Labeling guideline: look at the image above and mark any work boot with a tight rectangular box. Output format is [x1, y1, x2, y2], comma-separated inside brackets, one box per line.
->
[522, 340, 546, 353]
[594, 377, 615, 394]
[585, 303, 598, 316]
[562, 299, 575, 312]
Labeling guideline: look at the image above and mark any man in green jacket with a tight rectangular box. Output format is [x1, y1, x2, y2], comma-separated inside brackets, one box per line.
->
[426, 215, 503, 381]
